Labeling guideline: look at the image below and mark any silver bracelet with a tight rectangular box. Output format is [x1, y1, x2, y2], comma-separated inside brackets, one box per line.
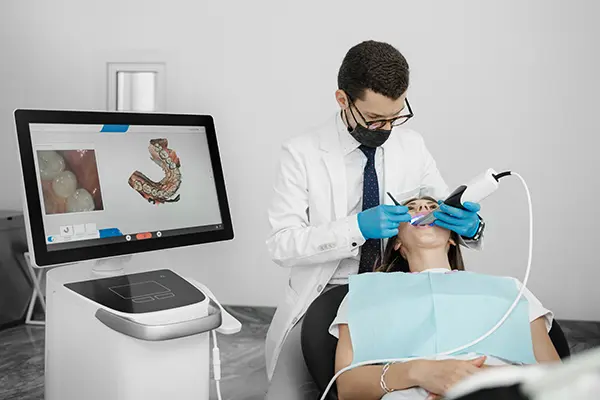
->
[380, 362, 396, 394]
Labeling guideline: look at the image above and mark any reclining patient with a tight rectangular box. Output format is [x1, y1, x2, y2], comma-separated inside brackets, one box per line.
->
[329, 196, 560, 400]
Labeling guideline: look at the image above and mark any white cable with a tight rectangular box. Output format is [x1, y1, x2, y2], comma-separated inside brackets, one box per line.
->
[319, 172, 533, 400]
[211, 330, 224, 400]
[216, 381, 223, 400]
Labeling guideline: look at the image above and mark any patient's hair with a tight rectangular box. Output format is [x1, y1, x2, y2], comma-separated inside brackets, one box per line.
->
[374, 197, 465, 273]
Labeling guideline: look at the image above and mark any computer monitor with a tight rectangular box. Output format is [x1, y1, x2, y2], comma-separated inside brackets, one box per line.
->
[14, 110, 234, 268]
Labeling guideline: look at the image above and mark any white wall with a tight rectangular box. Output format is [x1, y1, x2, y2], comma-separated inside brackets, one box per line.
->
[1, 0, 598, 320]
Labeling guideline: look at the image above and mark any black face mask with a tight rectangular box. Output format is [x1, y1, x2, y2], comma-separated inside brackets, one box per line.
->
[344, 110, 392, 148]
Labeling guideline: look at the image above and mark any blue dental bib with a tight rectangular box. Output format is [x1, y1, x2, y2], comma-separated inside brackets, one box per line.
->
[347, 271, 536, 365]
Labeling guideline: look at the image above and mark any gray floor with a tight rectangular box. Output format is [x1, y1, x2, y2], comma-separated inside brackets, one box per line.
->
[1, 307, 599, 400]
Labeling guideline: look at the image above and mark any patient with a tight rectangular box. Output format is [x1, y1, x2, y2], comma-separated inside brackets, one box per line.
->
[329, 197, 561, 400]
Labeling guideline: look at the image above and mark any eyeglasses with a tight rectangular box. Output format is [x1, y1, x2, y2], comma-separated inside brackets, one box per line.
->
[347, 95, 414, 130]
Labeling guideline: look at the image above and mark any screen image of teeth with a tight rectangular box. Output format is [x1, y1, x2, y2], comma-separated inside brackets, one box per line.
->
[30, 124, 222, 247]
[38, 149, 104, 214]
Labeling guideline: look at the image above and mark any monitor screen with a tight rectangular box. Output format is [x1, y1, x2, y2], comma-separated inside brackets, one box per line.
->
[15, 111, 233, 267]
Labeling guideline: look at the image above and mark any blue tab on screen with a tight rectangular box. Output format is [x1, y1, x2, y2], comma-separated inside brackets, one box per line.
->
[100, 125, 129, 133]
[99, 228, 123, 238]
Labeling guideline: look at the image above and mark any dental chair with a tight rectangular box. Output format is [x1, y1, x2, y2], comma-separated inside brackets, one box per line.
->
[301, 284, 571, 400]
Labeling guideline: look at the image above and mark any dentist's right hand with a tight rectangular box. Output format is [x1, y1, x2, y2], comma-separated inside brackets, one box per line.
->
[357, 205, 411, 239]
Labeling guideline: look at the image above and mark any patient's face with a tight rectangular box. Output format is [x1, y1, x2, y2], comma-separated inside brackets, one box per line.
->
[396, 198, 452, 252]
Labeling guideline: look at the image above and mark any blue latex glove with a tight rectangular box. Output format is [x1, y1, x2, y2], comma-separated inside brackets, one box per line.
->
[433, 201, 481, 238]
[358, 205, 411, 239]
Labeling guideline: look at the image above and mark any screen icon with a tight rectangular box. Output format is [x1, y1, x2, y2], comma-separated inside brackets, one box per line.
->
[60, 225, 73, 237]
[85, 223, 97, 234]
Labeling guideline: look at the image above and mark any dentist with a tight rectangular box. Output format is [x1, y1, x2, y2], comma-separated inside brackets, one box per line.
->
[265, 40, 486, 399]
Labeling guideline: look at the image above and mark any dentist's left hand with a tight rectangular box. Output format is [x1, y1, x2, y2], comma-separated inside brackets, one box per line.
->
[433, 201, 481, 238]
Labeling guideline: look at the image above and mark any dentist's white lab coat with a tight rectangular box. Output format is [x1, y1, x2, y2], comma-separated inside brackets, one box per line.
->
[265, 113, 483, 380]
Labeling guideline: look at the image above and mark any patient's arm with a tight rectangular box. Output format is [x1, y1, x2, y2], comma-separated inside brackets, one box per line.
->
[334, 324, 487, 399]
[335, 324, 419, 400]
[531, 317, 561, 363]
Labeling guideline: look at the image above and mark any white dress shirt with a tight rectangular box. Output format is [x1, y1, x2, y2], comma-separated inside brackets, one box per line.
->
[330, 114, 385, 284]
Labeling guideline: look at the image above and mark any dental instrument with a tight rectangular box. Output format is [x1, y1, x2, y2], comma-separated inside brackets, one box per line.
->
[411, 168, 503, 226]
[386, 192, 434, 226]
[386, 192, 401, 206]
[320, 169, 531, 400]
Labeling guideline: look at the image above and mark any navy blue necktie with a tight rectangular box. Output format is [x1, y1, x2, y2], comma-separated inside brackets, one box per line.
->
[359, 145, 381, 274]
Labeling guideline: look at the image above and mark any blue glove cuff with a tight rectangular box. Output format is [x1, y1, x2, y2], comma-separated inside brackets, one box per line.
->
[465, 217, 484, 240]
[357, 211, 367, 238]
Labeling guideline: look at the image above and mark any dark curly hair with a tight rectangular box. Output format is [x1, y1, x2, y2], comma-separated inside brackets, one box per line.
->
[338, 40, 410, 101]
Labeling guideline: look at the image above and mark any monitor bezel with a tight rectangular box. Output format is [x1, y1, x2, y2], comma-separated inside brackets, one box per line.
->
[14, 109, 234, 267]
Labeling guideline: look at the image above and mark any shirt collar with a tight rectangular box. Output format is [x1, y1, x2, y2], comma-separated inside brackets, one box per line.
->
[336, 110, 361, 156]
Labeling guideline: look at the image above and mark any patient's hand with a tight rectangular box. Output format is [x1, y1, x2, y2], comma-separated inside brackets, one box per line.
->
[426, 394, 443, 400]
[481, 364, 511, 369]
[411, 356, 487, 399]
[425, 363, 512, 399]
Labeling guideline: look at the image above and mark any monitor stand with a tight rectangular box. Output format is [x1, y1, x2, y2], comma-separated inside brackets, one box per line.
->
[91, 255, 133, 277]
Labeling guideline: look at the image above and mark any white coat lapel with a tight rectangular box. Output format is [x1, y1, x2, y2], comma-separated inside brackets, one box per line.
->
[320, 116, 347, 220]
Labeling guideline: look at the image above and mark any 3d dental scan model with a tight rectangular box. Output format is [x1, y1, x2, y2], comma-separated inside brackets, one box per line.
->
[128, 138, 182, 205]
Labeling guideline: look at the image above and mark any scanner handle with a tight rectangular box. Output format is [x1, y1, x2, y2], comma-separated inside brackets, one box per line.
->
[95, 298, 222, 341]
[188, 279, 242, 335]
